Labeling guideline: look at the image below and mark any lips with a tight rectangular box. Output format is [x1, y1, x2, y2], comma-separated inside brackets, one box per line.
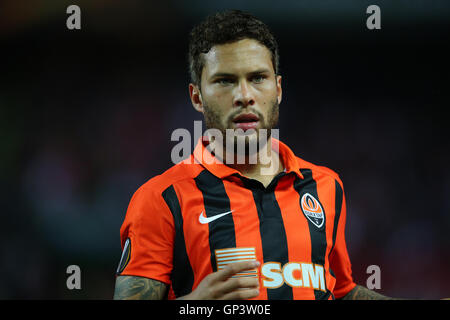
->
[232, 113, 260, 131]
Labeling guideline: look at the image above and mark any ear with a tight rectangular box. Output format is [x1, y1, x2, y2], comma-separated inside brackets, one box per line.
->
[276, 75, 282, 105]
[189, 83, 204, 113]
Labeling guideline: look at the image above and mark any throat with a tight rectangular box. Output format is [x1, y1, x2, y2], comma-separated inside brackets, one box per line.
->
[227, 152, 284, 188]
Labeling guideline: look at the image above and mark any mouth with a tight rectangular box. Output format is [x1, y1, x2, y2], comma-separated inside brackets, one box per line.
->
[232, 113, 260, 131]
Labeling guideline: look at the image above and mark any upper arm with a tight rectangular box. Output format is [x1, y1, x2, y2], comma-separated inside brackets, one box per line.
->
[117, 186, 175, 284]
[113, 275, 169, 300]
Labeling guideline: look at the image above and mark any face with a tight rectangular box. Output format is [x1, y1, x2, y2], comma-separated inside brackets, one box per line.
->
[189, 38, 282, 153]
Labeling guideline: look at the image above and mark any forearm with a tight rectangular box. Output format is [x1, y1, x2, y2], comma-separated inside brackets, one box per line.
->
[340, 285, 403, 300]
[113, 275, 168, 300]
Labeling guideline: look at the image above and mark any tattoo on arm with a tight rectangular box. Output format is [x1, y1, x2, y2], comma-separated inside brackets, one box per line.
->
[341, 285, 401, 300]
[113, 275, 169, 300]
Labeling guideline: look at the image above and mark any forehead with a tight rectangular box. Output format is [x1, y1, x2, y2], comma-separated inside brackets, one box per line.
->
[202, 38, 274, 77]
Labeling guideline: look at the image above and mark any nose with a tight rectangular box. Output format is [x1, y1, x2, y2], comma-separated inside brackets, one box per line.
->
[233, 80, 255, 108]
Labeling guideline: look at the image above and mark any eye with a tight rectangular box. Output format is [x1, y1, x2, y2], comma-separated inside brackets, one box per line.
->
[251, 75, 266, 83]
[215, 78, 234, 85]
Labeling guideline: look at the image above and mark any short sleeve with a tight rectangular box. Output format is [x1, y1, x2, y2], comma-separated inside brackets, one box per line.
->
[330, 182, 357, 298]
[116, 186, 175, 285]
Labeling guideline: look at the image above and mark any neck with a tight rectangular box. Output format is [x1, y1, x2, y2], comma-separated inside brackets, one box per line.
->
[209, 138, 284, 186]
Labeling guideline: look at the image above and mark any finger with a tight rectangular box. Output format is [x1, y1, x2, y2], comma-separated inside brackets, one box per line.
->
[219, 276, 260, 294]
[220, 287, 260, 300]
[213, 260, 260, 281]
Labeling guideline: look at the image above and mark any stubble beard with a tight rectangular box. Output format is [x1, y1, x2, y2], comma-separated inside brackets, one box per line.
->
[202, 99, 279, 160]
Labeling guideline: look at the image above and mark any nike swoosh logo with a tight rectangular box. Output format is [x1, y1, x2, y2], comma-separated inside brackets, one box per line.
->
[199, 210, 234, 224]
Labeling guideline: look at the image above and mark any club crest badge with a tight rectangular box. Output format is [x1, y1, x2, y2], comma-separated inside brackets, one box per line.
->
[301, 193, 325, 228]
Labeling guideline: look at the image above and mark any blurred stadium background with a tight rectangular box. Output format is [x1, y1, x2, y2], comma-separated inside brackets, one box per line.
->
[1, 0, 449, 299]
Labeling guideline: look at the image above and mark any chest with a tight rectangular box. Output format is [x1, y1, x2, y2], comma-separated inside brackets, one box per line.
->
[176, 170, 338, 274]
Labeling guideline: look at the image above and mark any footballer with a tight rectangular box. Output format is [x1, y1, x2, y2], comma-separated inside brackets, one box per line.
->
[113, 10, 402, 300]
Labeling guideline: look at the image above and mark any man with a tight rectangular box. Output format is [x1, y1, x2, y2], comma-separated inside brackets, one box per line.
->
[113, 10, 393, 300]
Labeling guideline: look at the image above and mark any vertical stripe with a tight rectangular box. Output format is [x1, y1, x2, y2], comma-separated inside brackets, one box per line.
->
[295, 169, 329, 299]
[162, 185, 194, 298]
[329, 180, 343, 259]
[194, 170, 236, 272]
[274, 174, 315, 299]
[325, 180, 343, 301]
[246, 175, 293, 300]
[222, 182, 268, 299]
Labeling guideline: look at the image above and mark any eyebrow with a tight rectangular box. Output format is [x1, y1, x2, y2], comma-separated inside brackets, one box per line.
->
[210, 68, 271, 79]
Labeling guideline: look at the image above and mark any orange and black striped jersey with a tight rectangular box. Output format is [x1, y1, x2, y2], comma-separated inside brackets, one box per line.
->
[116, 138, 356, 300]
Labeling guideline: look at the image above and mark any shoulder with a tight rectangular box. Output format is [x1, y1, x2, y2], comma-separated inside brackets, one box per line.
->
[295, 156, 344, 186]
[136, 156, 204, 199]
[122, 158, 203, 232]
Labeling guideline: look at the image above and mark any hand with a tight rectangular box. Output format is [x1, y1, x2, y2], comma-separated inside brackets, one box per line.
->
[180, 260, 260, 300]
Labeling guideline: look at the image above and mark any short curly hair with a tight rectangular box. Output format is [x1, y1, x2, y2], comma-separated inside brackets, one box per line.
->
[188, 10, 280, 87]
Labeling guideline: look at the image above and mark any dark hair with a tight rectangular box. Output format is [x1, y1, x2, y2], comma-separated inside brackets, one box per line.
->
[188, 10, 279, 87]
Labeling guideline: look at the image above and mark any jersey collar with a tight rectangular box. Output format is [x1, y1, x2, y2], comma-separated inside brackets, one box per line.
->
[192, 137, 304, 180]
